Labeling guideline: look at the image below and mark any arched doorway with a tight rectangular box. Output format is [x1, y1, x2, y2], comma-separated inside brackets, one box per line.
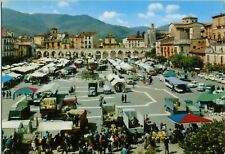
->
[110, 51, 116, 59]
[133, 50, 139, 58]
[36, 51, 42, 58]
[117, 50, 124, 59]
[95, 51, 101, 60]
[103, 51, 109, 59]
[58, 51, 64, 58]
[51, 51, 56, 58]
[43, 51, 49, 57]
[65, 51, 71, 59]
[125, 51, 131, 58]
[73, 52, 78, 58]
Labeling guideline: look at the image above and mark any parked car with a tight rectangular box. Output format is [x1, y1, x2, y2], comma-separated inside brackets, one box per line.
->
[198, 73, 205, 78]
[197, 83, 205, 92]
[208, 74, 215, 81]
[187, 80, 198, 88]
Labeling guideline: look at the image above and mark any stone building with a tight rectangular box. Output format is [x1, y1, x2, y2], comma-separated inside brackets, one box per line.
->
[144, 24, 156, 48]
[103, 34, 119, 48]
[205, 43, 225, 65]
[2, 28, 15, 58]
[123, 36, 145, 48]
[157, 16, 207, 58]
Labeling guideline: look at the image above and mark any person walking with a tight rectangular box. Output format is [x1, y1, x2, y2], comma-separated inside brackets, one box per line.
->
[164, 136, 169, 154]
[124, 94, 127, 103]
[121, 94, 124, 103]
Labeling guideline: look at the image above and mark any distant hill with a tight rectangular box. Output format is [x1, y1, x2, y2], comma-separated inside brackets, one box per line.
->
[2, 8, 150, 40]
[157, 24, 170, 31]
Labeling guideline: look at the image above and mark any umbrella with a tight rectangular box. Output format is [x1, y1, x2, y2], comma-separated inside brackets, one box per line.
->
[168, 113, 211, 124]
[14, 87, 38, 95]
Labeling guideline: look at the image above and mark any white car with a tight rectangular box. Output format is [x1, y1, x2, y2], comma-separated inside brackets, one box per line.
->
[198, 73, 205, 78]
[208, 74, 215, 81]
[197, 83, 205, 92]
[188, 80, 198, 88]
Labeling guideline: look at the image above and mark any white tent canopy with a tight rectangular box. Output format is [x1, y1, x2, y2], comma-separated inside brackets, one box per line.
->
[30, 71, 47, 78]
[7, 72, 22, 78]
[38, 121, 73, 131]
[37, 82, 58, 94]
[111, 78, 125, 86]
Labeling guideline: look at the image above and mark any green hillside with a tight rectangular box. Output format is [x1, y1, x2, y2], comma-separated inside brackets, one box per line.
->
[2, 8, 148, 40]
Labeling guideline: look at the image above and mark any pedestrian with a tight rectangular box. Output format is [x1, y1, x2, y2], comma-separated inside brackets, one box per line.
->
[121, 94, 124, 103]
[41, 136, 47, 152]
[124, 94, 127, 103]
[9, 90, 11, 99]
[172, 85, 175, 91]
[2, 91, 5, 98]
[6, 91, 9, 99]
[164, 136, 169, 154]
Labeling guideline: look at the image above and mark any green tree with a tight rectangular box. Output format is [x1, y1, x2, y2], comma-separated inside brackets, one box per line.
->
[136, 31, 141, 38]
[181, 120, 225, 154]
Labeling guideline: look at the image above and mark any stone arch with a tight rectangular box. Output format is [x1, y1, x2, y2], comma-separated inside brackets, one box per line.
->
[36, 51, 42, 58]
[117, 50, 124, 59]
[51, 51, 56, 58]
[58, 51, 64, 58]
[43, 51, 50, 57]
[110, 50, 116, 59]
[73, 52, 78, 58]
[103, 51, 109, 59]
[95, 51, 101, 60]
[125, 51, 131, 58]
[65, 51, 71, 58]
[133, 50, 139, 57]
[139, 51, 145, 58]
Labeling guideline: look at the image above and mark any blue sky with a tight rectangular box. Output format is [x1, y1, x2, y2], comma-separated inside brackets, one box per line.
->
[2, 0, 225, 27]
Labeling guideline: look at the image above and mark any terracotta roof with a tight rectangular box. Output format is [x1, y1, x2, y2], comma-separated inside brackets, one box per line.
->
[127, 37, 144, 40]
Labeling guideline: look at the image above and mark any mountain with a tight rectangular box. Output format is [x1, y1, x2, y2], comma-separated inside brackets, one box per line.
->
[157, 24, 170, 31]
[2, 8, 148, 40]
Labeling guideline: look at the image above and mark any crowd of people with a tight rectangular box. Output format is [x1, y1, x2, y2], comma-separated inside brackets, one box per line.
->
[2, 90, 12, 99]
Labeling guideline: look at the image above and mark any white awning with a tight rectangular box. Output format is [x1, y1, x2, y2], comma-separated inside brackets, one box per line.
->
[37, 83, 58, 94]
[7, 72, 22, 78]
[111, 78, 125, 86]
[38, 121, 73, 131]
[31, 71, 47, 78]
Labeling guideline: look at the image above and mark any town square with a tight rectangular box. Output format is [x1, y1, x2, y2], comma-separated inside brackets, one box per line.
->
[1, 1, 225, 154]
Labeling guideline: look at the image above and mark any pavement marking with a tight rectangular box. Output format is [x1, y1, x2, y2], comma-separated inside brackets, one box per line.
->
[11, 96, 26, 108]
[78, 96, 115, 102]
[87, 116, 102, 119]
[78, 106, 101, 109]
[132, 89, 157, 103]
[163, 89, 178, 98]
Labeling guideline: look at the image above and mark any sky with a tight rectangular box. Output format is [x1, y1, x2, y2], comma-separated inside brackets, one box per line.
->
[2, 0, 225, 27]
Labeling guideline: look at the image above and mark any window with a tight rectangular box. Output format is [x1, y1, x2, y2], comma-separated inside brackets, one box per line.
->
[207, 55, 209, 62]
[193, 46, 196, 49]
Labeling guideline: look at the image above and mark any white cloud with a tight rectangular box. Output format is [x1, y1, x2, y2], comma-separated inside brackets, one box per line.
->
[99, 11, 129, 27]
[58, 0, 77, 8]
[164, 13, 187, 22]
[100, 11, 118, 19]
[138, 13, 148, 19]
[148, 3, 164, 11]
[166, 4, 180, 13]
[53, 10, 59, 14]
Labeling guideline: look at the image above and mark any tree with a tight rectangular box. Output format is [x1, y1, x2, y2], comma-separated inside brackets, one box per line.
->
[136, 31, 141, 38]
[181, 120, 225, 154]
[142, 32, 145, 38]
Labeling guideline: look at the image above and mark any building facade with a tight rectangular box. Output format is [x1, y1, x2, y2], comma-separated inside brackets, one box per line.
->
[205, 43, 225, 65]
[144, 24, 156, 48]
[158, 16, 207, 59]
[211, 13, 225, 43]
[123, 37, 145, 48]
[2, 28, 15, 58]
[103, 34, 119, 48]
